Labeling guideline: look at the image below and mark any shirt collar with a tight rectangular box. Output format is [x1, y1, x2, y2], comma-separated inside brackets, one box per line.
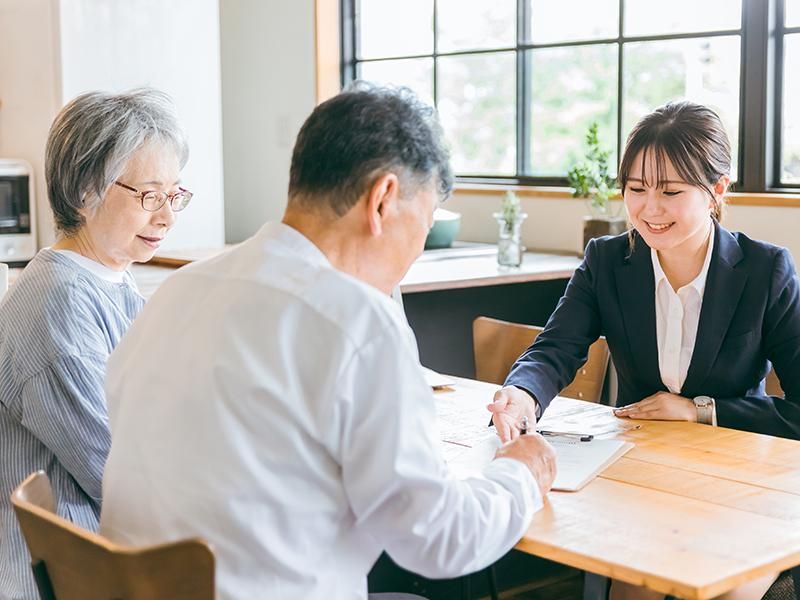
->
[254, 221, 332, 269]
[650, 221, 715, 295]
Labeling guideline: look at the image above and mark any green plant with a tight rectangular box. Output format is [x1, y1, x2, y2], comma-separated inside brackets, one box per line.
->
[500, 191, 522, 225]
[567, 122, 618, 217]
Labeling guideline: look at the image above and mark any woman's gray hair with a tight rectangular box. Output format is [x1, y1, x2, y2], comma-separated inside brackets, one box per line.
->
[45, 88, 189, 235]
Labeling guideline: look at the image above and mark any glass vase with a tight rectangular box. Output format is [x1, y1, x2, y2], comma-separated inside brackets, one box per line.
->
[494, 212, 527, 267]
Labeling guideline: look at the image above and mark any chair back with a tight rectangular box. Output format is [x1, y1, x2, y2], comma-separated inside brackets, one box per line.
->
[473, 316, 610, 403]
[11, 471, 214, 600]
[766, 368, 784, 397]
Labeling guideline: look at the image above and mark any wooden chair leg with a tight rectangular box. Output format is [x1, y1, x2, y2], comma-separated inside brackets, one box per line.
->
[486, 565, 499, 600]
[460, 572, 471, 600]
[31, 560, 56, 600]
[583, 572, 609, 600]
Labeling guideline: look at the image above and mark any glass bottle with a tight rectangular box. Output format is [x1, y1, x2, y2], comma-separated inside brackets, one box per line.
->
[494, 212, 527, 267]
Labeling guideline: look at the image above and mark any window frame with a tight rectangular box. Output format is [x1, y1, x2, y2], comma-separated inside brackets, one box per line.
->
[341, 0, 790, 193]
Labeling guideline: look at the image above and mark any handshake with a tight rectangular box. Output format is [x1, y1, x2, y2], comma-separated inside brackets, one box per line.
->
[488, 385, 557, 497]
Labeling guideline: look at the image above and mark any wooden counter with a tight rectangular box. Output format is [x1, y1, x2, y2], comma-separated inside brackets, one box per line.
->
[133, 244, 581, 299]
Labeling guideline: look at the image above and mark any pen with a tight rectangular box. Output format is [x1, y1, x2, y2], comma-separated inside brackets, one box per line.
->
[536, 430, 594, 442]
[519, 416, 529, 435]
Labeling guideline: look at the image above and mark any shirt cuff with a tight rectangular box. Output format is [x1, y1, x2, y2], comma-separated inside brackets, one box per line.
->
[484, 456, 544, 515]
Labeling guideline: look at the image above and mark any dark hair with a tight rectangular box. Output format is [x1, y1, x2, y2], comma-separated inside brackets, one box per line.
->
[288, 82, 453, 216]
[618, 101, 731, 221]
[45, 88, 188, 235]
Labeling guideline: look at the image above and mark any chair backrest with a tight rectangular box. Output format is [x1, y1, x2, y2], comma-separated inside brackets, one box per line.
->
[473, 316, 611, 403]
[11, 471, 215, 600]
[766, 368, 784, 397]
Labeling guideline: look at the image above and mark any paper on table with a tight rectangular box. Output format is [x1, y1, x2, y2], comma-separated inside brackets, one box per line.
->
[537, 401, 640, 437]
[422, 366, 455, 389]
[445, 434, 633, 492]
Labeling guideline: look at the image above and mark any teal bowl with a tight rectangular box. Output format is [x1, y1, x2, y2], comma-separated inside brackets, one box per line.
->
[425, 210, 461, 249]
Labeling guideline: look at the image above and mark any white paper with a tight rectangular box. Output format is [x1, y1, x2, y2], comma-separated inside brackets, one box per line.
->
[445, 433, 633, 492]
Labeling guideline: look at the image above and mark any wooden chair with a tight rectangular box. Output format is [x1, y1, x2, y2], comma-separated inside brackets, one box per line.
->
[766, 368, 784, 397]
[11, 471, 214, 600]
[473, 316, 611, 403]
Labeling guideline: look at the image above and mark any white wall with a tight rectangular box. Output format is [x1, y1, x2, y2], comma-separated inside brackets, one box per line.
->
[219, 0, 317, 243]
[58, 0, 225, 251]
[0, 0, 62, 244]
[447, 191, 800, 263]
[0, 0, 225, 250]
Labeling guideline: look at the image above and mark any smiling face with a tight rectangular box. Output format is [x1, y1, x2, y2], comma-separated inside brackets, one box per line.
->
[624, 149, 721, 257]
[80, 143, 182, 270]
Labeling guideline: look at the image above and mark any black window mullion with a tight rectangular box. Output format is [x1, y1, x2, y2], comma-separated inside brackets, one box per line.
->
[340, 0, 358, 86]
[517, 0, 531, 176]
[740, 0, 776, 191]
[773, 0, 785, 187]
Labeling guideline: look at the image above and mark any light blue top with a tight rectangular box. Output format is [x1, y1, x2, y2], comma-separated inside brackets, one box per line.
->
[0, 249, 144, 600]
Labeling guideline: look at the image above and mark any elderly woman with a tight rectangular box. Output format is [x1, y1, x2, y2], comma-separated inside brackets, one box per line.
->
[0, 88, 191, 599]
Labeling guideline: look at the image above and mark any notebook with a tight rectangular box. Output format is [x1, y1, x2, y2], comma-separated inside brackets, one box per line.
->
[446, 434, 633, 492]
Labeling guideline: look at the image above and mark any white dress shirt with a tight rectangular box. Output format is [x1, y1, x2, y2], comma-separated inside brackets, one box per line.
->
[100, 222, 542, 600]
[651, 224, 714, 399]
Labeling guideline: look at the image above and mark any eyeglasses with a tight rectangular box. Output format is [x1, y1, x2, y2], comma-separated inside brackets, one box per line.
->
[114, 181, 193, 212]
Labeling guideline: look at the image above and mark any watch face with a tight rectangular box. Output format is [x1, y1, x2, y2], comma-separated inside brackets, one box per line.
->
[694, 396, 712, 407]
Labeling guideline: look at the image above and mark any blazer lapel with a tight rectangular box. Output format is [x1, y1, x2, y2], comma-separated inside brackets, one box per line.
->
[614, 234, 662, 388]
[682, 223, 747, 395]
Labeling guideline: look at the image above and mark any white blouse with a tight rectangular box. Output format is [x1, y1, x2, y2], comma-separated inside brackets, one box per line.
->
[650, 224, 715, 395]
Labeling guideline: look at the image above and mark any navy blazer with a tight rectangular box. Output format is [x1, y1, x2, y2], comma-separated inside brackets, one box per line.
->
[505, 221, 800, 439]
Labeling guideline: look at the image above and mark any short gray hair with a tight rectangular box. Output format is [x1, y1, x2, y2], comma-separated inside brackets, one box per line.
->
[45, 88, 189, 235]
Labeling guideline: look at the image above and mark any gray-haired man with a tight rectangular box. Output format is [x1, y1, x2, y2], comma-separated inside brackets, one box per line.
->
[100, 84, 556, 600]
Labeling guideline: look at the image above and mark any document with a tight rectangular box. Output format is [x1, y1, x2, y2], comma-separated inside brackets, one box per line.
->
[422, 366, 456, 389]
[446, 434, 633, 492]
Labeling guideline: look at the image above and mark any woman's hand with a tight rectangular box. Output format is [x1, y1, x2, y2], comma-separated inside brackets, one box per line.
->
[487, 386, 538, 443]
[614, 392, 697, 422]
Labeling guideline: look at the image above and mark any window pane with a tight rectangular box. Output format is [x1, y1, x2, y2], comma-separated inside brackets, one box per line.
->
[623, 36, 741, 180]
[528, 0, 618, 44]
[624, 0, 742, 37]
[358, 59, 435, 106]
[787, 0, 800, 28]
[358, 0, 433, 59]
[437, 53, 516, 175]
[437, 0, 515, 52]
[527, 44, 618, 177]
[781, 34, 800, 183]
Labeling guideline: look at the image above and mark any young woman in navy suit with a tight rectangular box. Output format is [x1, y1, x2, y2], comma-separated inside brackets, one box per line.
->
[489, 101, 800, 600]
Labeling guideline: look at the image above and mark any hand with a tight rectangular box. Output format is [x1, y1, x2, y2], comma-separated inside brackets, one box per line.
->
[613, 391, 697, 422]
[495, 433, 557, 496]
[487, 386, 538, 443]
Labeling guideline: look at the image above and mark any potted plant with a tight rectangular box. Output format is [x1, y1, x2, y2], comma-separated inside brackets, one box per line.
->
[493, 191, 527, 267]
[567, 122, 627, 251]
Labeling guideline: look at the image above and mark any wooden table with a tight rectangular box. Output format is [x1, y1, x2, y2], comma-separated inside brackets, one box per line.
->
[436, 377, 800, 600]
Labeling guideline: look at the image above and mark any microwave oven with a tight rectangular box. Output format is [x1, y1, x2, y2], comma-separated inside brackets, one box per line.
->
[0, 159, 37, 263]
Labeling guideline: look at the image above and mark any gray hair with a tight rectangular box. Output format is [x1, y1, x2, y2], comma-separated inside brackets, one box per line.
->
[45, 88, 189, 235]
[288, 82, 453, 216]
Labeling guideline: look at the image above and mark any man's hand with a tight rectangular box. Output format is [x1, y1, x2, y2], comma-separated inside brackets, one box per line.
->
[613, 392, 696, 422]
[487, 386, 538, 443]
[495, 433, 557, 497]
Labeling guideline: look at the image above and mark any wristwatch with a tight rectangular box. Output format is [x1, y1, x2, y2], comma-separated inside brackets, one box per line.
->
[692, 395, 715, 425]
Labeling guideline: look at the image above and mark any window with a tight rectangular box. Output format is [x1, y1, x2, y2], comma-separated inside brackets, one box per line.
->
[781, 0, 800, 183]
[343, 0, 796, 192]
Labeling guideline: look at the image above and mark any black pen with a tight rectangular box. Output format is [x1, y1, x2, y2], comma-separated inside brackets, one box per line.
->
[536, 429, 594, 442]
[519, 415, 529, 435]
